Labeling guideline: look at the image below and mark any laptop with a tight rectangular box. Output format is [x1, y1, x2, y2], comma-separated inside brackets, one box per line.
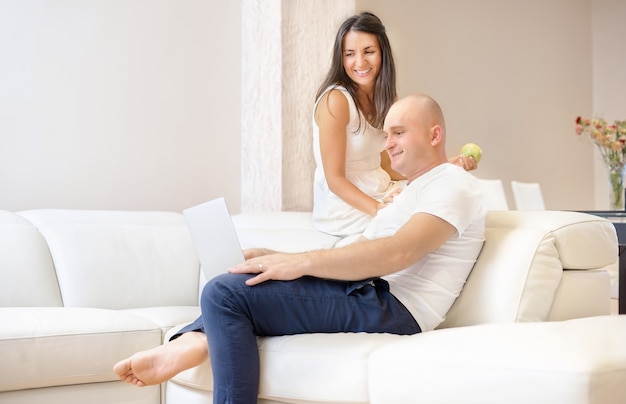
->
[183, 197, 245, 280]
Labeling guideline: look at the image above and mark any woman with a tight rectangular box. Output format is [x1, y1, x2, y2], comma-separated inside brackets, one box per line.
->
[312, 12, 476, 237]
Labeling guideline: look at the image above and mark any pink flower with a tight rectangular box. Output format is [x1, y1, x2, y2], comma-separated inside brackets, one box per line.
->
[575, 115, 626, 168]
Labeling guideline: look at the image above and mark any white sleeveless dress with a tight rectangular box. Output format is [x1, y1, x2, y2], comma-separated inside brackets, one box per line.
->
[312, 85, 398, 237]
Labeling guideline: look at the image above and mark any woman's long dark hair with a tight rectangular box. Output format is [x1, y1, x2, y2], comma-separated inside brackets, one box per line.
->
[315, 12, 397, 129]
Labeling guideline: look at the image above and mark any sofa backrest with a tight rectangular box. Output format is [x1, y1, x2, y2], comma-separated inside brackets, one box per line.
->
[438, 210, 617, 329]
[16, 209, 201, 309]
[0, 211, 63, 307]
[231, 210, 617, 328]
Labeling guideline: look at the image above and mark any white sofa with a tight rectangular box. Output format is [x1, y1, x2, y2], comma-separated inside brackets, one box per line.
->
[1, 208, 625, 404]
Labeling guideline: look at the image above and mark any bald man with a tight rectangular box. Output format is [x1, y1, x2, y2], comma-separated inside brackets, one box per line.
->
[114, 94, 486, 403]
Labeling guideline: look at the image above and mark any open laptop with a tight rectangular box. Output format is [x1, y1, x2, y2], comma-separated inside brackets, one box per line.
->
[183, 197, 245, 280]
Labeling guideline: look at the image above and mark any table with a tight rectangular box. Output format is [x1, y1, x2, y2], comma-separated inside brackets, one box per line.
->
[577, 211, 625, 314]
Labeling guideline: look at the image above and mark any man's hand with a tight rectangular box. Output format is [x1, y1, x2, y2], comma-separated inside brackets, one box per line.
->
[229, 252, 308, 286]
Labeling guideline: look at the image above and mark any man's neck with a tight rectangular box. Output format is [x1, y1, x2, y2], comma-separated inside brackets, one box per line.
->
[405, 159, 448, 184]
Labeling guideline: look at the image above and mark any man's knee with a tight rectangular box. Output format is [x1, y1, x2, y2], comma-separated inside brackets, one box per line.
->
[201, 273, 250, 307]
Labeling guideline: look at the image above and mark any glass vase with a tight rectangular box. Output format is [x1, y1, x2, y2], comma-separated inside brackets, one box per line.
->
[607, 164, 625, 211]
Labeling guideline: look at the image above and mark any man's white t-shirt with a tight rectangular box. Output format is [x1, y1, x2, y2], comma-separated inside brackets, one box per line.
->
[362, 163, 486, 332]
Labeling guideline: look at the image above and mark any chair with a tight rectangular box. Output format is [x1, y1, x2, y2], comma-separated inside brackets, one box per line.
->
[476, 179, 509, 210]
[511, 180, 546, 210]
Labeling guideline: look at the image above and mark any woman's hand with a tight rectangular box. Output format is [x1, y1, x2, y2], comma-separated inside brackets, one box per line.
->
[377, 187, 403, 211]
[449, 154, 478, 171]
[383, 188, 403, 203]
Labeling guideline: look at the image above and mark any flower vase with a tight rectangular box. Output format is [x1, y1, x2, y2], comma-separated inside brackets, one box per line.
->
[607, 164, 625, 211]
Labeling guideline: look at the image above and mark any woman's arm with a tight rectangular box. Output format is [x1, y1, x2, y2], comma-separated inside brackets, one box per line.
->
[315, 89, 383, 216]
[382, 150, 477, 180]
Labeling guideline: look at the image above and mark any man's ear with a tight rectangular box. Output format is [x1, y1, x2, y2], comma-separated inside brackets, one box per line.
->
[430, 124, 443, 145]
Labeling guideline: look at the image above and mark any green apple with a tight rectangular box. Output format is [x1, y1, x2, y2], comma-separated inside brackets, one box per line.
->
[459, 143, 482, 163]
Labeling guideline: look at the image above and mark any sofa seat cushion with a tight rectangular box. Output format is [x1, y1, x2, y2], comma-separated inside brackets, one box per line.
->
[122, 306, 201, 335]
[0, 381, 160, 404]
[369, 315, 626, 404]
[168, 331, 406, 403]
[0, 307, 162, 392]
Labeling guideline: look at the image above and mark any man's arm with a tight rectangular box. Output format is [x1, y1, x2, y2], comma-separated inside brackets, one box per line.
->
[229, 212, 457, 286]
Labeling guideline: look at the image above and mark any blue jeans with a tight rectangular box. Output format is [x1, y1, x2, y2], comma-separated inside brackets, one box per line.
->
[175, 273, 420, 404]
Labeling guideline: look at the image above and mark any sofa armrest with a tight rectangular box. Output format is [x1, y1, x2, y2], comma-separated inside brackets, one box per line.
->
[440, 211, 617, 328]
[485, 210, 617, 269]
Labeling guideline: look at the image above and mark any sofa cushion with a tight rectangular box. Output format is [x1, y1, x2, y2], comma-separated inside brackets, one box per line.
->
[0, 211, 62, 307]
[440, 226, 563, 327]
[369, 315, 626, 404]
[0, 381, 160, 404]
[0, 307, 162, 392]
[17, 210, 201, 309]
[168, 329, 405, 403]
[122, 306, 201, 335]
[440, 211, 615, 328]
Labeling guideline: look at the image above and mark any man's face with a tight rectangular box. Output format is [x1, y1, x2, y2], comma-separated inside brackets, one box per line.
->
[383, 100, 430, 181]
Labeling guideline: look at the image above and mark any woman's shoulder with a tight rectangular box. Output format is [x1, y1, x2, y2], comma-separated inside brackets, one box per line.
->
[316, 85, 356, 118]
[325, 87, 350, 108]
[318, 84, 350, 103]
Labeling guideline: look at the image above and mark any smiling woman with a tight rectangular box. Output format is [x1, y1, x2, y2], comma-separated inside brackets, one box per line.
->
[311, 12, 403, 238]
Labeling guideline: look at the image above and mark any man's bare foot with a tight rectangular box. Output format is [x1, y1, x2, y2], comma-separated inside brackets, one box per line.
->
[113, 331, 209, 387]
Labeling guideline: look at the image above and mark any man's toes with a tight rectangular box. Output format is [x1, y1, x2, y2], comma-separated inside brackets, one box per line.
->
[113, 358, 132, 376]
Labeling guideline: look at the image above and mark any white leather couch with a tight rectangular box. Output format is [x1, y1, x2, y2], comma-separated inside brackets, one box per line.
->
[1, 209, 625, 404]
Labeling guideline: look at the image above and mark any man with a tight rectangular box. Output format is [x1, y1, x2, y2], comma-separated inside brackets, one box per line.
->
[114, 94, 486, 403]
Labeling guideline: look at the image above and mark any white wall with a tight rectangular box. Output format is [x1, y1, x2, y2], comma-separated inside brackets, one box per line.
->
[0, 0, 242, 213]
